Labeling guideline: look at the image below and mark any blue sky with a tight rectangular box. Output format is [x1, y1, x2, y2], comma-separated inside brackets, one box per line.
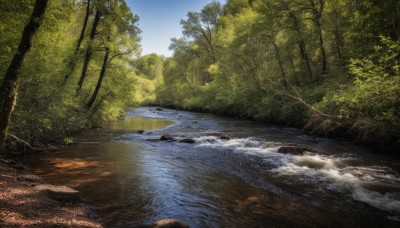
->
[126, 0, 225, 57]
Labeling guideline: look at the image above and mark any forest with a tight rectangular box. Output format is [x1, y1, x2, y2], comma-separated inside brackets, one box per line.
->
[0, 0, 399, 152]
[147, 0, 400, 148]
[0, 0, 145, 150]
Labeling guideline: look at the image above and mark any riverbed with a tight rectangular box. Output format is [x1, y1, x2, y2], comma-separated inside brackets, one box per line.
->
[23, 107, 400, 227]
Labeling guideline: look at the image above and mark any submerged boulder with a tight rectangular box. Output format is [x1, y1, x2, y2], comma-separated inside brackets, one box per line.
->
[179, 138, 196, 144]
[277, 146, 312, 155]
[203, 132, 230, 140]
[219, 135, 230, 140]
[151, 219, 189, 228]
[160, 134, 175, 141]
[136, 130, 145, 134]
[146, 139, 161, 142]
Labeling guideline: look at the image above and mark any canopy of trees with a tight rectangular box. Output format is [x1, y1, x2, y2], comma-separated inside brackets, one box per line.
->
[151, 0, 400, 147]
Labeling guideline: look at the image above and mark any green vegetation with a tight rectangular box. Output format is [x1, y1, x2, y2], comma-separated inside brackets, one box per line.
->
[150, 0, 400, 147]
[0, 0, 142, 150]
[1, 0, 399, 152]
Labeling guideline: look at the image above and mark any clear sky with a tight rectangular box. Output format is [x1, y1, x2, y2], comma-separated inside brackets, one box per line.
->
[126, 0, 224, 57]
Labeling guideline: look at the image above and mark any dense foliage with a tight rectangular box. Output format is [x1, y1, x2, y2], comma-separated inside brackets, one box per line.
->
[150, 0, 400, 147]
[1, 0, 399, 149]
[0, 0, 142, 147]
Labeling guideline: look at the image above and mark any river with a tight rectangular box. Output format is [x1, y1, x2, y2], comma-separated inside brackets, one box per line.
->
[23, 107, 400, 227]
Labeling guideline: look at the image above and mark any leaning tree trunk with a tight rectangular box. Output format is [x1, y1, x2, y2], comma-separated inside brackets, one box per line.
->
[63, 0, 91, 84]
[86, 47, 110, 110]
[76, 0, 91, 52]
[0, 0, 48, 151]
[77, 9, 101, 91]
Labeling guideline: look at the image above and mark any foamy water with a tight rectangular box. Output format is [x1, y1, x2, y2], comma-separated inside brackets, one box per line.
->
[193, 136, 400, 215]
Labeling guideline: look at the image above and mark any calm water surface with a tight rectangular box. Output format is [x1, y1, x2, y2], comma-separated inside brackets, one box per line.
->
[23, 107, 400, 227]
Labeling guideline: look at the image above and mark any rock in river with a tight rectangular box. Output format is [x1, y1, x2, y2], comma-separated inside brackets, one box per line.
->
[277, 146, 312, 155]
[203, 132, 230, 140]
[180, 138, 196, 144]
[151, 219, 189, 228]
[160, 134, 175, 141]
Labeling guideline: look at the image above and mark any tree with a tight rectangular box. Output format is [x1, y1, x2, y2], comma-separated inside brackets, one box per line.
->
[0, 0, 48, 151]
[63, 0, 92, 84]
[85, 0, 140, 109]
[86, 47, 110, 109]
[304, 0, 328, 74]
[77, 8, 102, 91]
[181, 1, 222, 62]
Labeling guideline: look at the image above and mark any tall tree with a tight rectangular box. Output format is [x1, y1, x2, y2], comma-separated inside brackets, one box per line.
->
[0, 0, 48, 150]
[77, 8, 102, 91]
[181, 1, 222, 62]
[305, 0, 328, 74]
[86, 0, 139, 109]
[86, 47, 109, 109]
[63, 0, 91, 84]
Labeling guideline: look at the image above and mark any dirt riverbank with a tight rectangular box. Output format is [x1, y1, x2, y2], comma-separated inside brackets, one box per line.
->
[0, 158, 102, 227]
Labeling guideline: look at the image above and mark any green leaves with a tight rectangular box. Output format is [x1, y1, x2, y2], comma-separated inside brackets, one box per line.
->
[0, 0, 141, 144]
[154, 0, 399, 146]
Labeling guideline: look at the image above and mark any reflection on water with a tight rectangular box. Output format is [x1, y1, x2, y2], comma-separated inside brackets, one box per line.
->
[23, 107, 400, 227]
[110, 117, 173, 131]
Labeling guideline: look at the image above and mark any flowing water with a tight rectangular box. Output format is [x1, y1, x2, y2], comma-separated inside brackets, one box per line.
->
[23, 107, 400, 227]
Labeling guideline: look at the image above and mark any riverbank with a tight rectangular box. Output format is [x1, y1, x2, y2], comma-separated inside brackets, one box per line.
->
[17, 107, 400, 226]
[0, 158, 102, 227]
[147, 104, 400, 153]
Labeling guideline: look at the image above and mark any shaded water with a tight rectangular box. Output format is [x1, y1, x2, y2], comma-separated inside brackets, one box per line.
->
[23, 107, 400, 227]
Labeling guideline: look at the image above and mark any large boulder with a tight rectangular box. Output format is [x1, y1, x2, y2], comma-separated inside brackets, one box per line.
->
[35, 184, 81, 202]
[151, 219, 189, 228]
[160, 134, 175, 141]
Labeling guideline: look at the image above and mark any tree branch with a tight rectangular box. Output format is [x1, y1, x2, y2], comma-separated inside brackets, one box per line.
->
[7, 133, 34, 150]
[282, 91, 341, 120]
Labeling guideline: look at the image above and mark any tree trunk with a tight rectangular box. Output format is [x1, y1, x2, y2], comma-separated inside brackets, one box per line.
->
[299, 41, 313, 81]
[317, 25, 328, 74]
[77, 9, 101, 91]
[288, 55, 300, 86]
[0, 0, 48, 150]
[76, 0, 91, 52]
[91, 91, 111, 114]
[288, 10, 313, 82]
[309, 0, 327, 74]
[334, 24, 343, 59]
[86, 47, 109, 109]
[63, 0, 91, 84]
[272, 40, 288, 89]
